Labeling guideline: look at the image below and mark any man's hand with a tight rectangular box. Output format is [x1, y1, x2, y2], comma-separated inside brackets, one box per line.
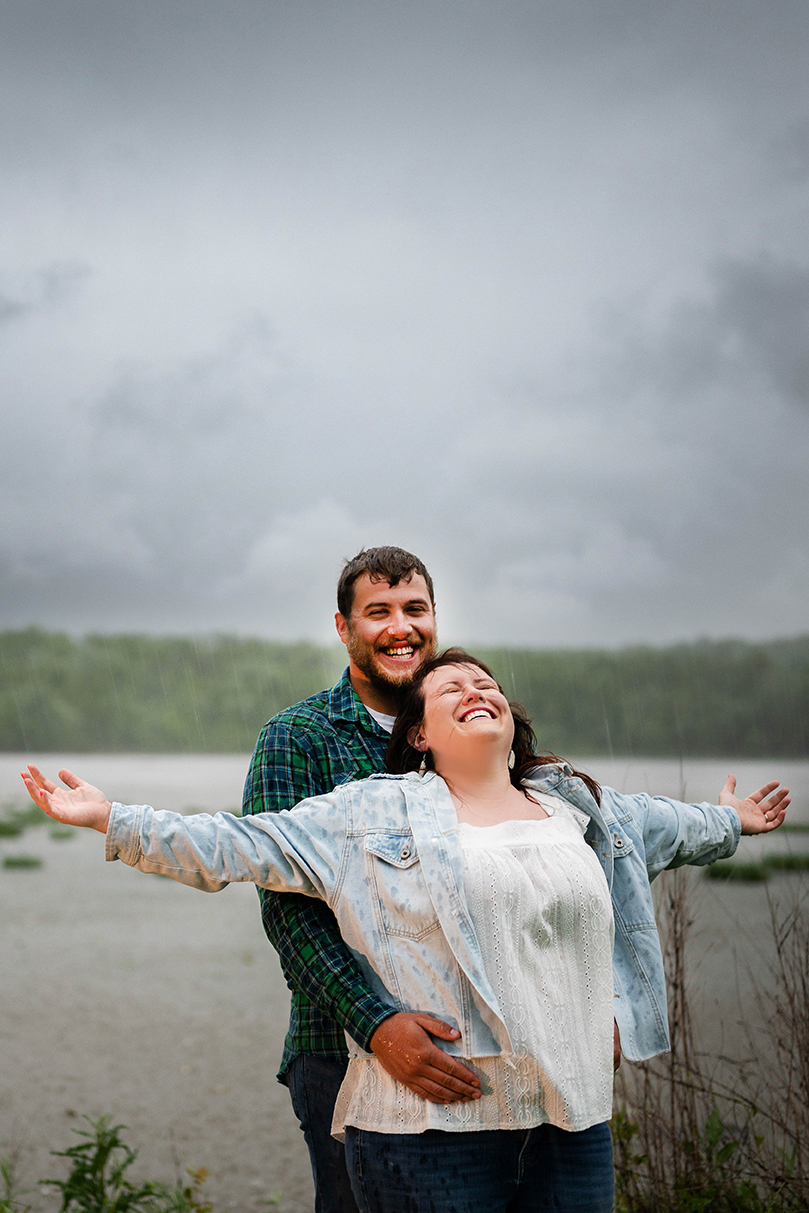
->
[369, 1012, 482, 1103]
[719, 775, 790, 835]
[21, 766, 112, 833]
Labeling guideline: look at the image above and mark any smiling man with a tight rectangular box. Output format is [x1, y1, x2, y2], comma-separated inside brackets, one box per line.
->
[242, 547, 481, 1213]
[334, 552, 436, 715]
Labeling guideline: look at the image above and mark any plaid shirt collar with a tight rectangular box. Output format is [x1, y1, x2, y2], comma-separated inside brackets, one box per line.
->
[327, 667, 390, 737]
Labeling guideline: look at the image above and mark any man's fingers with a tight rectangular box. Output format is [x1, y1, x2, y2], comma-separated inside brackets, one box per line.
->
[417, 1088, 474, 1104]
[410, 1014, 480, 1087]
[412, 1034, 480, 1087]
[425, 1054, 479, 1089]
[369, 1011, 482, 1101]
[409, 1068, 481, 1102]
[419, 1063, 480, 1097]
[406, 1082, 456, 1104]
[413, 1014, 462, 1041]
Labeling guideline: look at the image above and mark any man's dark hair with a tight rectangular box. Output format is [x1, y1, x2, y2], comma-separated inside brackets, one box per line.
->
[385, 646, 602, 804]
[336, 547, 435, 618]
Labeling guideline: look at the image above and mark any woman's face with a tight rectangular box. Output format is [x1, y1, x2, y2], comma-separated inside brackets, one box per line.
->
[413, 662, 514, 766]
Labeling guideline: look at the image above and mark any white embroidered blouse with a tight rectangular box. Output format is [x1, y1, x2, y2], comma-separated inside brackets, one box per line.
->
[334, 794, 615, 1136]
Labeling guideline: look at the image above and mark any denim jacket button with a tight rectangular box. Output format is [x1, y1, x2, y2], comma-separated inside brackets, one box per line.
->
[400, 845, 411, 859]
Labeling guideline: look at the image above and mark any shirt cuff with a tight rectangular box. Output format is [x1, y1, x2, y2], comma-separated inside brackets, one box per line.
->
[344, 1000, 399, 1052]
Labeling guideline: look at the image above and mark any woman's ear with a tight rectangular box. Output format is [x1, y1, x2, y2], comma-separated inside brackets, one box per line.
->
[407, 726, 427, 752]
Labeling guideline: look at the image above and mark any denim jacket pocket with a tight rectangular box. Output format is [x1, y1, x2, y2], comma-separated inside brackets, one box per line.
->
[364, 832, 441, 941]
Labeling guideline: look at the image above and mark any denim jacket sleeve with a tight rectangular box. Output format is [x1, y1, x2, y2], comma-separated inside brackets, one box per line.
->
[105, 795, 348, 900]
[599, 788, 741, 879]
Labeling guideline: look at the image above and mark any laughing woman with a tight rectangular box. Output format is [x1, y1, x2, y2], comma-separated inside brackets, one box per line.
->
[23, 648, 789, 1213]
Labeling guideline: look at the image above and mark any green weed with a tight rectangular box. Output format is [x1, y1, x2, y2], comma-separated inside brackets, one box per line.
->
[705, 855, 809, 882]
[2, 855, 44, 870]
[49, 824, 77, 841]
[0, 805, 48, 839]
[0, 1157, 32, 1213]
[704, 861, 768, 882]
[765, 854, 809, 873]
[44, 1116, 213, 1212]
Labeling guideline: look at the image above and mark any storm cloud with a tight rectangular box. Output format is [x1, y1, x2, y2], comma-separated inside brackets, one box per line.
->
[1, 0, 807, 645]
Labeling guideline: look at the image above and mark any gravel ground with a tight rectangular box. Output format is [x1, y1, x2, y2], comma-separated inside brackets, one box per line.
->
[1, 826, 314, 1213]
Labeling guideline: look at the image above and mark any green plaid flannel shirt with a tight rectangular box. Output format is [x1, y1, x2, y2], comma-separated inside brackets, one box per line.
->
[241, 668, 395, 1079]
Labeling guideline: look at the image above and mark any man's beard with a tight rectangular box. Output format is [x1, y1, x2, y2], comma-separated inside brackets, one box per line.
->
[346, 635, 435, 704]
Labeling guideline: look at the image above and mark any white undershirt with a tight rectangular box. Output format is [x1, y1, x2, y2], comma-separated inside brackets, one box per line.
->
[363, 705, 396, 733]
[334, 794, 615, 1137]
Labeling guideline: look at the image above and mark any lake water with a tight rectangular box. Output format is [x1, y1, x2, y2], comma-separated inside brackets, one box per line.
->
[4, 750, 807, 828]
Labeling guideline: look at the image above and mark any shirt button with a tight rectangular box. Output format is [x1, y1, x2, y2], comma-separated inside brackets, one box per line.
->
[400, 845, 411, 859]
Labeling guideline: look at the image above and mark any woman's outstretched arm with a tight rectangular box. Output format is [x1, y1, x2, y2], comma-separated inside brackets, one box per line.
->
[22, 765, 112, 832]
[23, 763, 345, 897]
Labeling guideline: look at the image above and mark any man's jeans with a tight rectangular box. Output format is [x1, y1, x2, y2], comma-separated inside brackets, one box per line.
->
[286, 1055, 360, 1213]
[344, 1121, 614, 1213]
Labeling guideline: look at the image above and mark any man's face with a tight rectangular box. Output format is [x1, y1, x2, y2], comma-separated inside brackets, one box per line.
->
[335, 572, 437, 697]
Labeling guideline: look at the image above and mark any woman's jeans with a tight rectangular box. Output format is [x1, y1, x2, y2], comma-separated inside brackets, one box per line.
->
[344, 1121, 614, 1213]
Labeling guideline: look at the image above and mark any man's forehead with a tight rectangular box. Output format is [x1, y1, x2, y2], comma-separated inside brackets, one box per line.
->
[352, 571, 432, 609]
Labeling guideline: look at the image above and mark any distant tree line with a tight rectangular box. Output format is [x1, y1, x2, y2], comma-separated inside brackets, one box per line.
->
[477, 637, 809, 758]
[1, 628, 808, 756]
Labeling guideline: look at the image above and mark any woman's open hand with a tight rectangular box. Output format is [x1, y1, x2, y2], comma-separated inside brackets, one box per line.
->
[21, 766, 112, 833]
[718, 775, 790, 835]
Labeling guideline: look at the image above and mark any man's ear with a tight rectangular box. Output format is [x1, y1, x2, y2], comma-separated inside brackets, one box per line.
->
[335, 612, 349, 647]
[407, 726, 427, 752]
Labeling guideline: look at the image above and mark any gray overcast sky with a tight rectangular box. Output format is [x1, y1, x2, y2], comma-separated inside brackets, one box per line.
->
[2, 0, 808, 646]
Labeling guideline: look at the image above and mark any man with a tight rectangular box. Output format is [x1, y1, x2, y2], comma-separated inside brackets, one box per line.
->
[242, 547, 481, 1213]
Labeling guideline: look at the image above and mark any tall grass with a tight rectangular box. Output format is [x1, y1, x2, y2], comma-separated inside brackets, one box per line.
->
[612, 871, 809, 1211]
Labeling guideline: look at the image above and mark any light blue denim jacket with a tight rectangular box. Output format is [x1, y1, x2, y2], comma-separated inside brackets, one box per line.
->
[106, 763, 740, 1062]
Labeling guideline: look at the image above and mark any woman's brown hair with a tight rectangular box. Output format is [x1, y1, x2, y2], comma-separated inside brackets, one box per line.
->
[385, 647, 601, 805]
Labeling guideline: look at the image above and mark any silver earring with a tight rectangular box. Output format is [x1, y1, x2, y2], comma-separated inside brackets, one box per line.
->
[508, 750, 515, 770]
[418, 753, 427, 775]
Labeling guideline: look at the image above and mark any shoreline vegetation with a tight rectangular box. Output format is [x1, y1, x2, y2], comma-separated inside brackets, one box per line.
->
[613, 871, 809, 1212]
[1, 629, 808, 757]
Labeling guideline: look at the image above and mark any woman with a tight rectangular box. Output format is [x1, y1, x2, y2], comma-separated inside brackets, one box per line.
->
[23, 649, 789, 1213]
